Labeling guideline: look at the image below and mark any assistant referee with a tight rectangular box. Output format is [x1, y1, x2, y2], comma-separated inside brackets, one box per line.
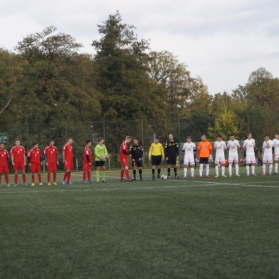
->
[149, 136, 165, 180]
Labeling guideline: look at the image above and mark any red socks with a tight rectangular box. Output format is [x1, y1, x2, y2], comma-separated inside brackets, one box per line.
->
[14, 174, 18, 184]
[22, 174, 26, 183]
[87, 172, 91, 181]
[47, 173, 51, 183]
[5, 175, 9, 184]
[38, 174, 42, 183]
[83, 171, 86, 181]
[120, 170, 124, 180]
[53, 172, 56, 183]
[125, 170, 130, 179]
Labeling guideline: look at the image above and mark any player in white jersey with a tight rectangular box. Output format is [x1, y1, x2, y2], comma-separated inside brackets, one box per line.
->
[214, 135, 227, 177]
[272, 133, 279, 174]
[182, 136, 196, 178]
[243, 133, 256, 176]
[262, 135, 273, 175]
[226, 134, 241, 177]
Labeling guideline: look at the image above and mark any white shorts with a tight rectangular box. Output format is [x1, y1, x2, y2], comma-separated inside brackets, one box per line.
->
[215, 155, 225, 164]
[184, 157, 195, 166]
[228, 154, 239, 164]
[246, 153, 256, 164]
[263, 155, 273, 164]
[274, 153, 279, 161]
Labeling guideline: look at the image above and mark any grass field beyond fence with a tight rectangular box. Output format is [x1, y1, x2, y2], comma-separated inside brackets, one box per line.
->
[0, 167, 279, 279]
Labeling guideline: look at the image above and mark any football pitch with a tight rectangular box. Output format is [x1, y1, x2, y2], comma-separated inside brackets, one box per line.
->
[0, 167, 279, 279]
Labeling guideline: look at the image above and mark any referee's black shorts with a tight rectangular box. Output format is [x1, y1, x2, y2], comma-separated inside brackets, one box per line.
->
[131, 158, 143, 168]
[167, 154, 176, 165]
[151, 155, 162, 166]
[199, 157, 209, 164]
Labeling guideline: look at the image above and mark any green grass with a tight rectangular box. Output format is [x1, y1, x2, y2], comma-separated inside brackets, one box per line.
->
[0, 166, 279, 279]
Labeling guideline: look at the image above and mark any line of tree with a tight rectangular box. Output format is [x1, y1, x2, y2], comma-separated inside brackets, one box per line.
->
[1, 11, 279, 157]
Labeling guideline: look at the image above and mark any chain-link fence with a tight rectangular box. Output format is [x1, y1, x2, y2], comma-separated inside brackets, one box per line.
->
[0, 118, 272, 171]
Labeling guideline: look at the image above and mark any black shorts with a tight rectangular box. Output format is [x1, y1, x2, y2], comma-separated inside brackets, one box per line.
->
[199, 157, 209, 164]
[167, 154, 176, 165]
[95, 161, 106, 167]
[151, 155, 162, 166]
[131, 158, 143, 168]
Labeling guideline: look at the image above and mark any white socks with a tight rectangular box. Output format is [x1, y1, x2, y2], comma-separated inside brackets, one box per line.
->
[222, 166, 225, 176]
[215, 166, 219, 176]
[191, 168, 194, 176]
[235, 164, 239, 175]
[184, 168, 187, 177]
[229, 164, 232, 175]
[246, 166, 250, 176]
[251, 165, 255, 175]
[199, 164, 204, 176]
[275, 163, 278, 173]
[263, 164, 266, 174]
[206, 164, 209, 176]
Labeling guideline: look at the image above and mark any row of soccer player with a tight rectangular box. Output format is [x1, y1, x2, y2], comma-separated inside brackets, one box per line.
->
[144, 133, 279, 179]
[1, 132, 278, 186]
[0, 137, 108, 187]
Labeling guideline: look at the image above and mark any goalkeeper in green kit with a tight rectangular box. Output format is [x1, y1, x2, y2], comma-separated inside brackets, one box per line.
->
[94, 137, 108, 183]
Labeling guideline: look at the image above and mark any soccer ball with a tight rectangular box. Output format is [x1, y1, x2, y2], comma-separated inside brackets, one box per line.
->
[161, 174, 168, 180]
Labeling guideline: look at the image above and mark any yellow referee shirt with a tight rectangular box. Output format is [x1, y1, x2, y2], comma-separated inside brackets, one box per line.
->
[148, 143, 165, 159]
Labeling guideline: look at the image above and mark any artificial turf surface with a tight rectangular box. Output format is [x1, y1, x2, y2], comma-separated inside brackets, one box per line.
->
[0, 167, 279, 279]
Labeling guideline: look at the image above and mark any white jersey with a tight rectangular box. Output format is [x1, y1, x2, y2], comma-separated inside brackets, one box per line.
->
[273, 139, 279, 154]
[243, 139, 255, 154]
[262, 140, 273, 156]
[182, 142, 196, 157]
[226, 140, 240, 155]
[214, 141, 226, 156]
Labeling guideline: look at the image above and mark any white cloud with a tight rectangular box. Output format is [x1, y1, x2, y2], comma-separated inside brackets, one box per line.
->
[0, 0, 278, 94]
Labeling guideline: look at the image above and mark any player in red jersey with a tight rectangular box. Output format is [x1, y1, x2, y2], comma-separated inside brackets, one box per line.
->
[0, 142, 10, 187]
[28, 142, 43, 186]
[10, 139, 28, 187]
[62, 137, 74, 185]
[119, 136, 133, 182]
[83, 140, 93, 184]
[44, 139, 59, 185]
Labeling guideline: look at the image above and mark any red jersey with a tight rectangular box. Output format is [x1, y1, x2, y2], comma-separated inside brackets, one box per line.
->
[63, 144, 73, 161]
[28, 148, 41, 164]
[120, 141, 129, 158]
[83, 146, 93, 165]
[0, 149, 9, 166]
[10, 146, 25, 163]
[44, 146, 58, 163]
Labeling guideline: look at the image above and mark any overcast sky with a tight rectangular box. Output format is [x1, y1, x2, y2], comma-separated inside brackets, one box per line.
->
[0, 0, 278, 94]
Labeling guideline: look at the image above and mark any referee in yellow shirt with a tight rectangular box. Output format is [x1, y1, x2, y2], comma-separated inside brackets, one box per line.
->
[149, 136, 165, 180]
